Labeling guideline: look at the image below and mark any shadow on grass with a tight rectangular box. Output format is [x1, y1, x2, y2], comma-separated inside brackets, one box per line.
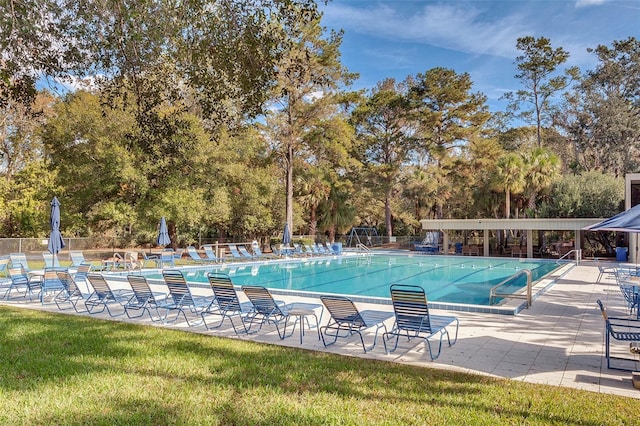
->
[0, 306, 633, 425]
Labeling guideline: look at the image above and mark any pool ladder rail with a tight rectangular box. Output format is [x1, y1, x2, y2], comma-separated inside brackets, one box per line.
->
[555, 249, 582, 265]
[489, 269, 533, 308]
[356, 243, 371, 254]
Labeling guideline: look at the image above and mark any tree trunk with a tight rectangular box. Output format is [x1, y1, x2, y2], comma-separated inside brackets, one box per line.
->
[286, 140, 294, 237]
[309, 205, 317, 239]
[505, 190, 511, 219]
[168, 221, 177, 250]
[385, 191, 392, 238]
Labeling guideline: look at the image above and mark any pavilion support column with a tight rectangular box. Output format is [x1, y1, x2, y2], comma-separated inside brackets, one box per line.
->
[442, 231, 449, 255]
[575, 227, 582, 260]
[527, 230, 533, 258]
[484, 230, 489, 257]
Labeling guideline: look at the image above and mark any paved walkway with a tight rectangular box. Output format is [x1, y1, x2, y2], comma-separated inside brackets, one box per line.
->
[2, 260, 639, 399]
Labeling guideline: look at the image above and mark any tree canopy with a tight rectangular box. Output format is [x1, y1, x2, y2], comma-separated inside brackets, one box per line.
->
[0, 4, 638, 246]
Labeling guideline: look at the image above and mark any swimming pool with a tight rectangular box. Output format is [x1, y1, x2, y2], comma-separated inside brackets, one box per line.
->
[139, 254, 564, 310]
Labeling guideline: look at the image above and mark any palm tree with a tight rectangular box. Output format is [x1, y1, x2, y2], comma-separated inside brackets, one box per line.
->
[319, 188, 355, 243]
[494, 153, 526, 219]
[296, 171, 331, 239]
[523, 147, 561, 214]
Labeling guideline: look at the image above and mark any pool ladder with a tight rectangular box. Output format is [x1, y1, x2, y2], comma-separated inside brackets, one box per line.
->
[356, 243, 371, 254]
[489, 269, 533, 308]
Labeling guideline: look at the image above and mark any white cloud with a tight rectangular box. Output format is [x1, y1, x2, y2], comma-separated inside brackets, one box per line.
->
[575, 0, 608, 8]
[323, 1, 622, 69]
[323, 2, 530, 59]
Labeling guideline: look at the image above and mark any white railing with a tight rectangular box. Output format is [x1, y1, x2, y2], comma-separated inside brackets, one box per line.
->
[356, 243, 371, 254]
[556, 249, 582, 265]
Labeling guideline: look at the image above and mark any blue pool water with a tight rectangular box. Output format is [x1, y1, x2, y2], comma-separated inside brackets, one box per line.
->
[141, 254, 560, 306]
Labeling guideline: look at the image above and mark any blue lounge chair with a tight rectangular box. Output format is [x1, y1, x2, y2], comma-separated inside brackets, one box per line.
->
[0, 257, 10, 296]
[0, 256, 8, 279]
[173, 249, 184, 260]
[597, 299, 640, 371]
[9, 253, 31, 272]
[140, 252, 160, 268]
[40, 267, 67, 304]
[70, 251, 107, 271]
[228, 244, 245, 260]
[201, 272, 251, 334]
[241, 285, 294, 338]
[84, 273, 131, 316]
[304, 244, 316, 256]
[3, 266, 40, 300]
[69, 251, 86, 267]
[251, 244, 276, 259]
[237, 245, 255, 259]
[293, 243, 306, 256]
[319, 295, 392, 353]
[73, 263, 92, 284]
[324, 242, 336, 255]
[159, 269, 210, 326]
[186, 246, 208, 263]
[42, 252, 61, 268]
[159, 249, 176, 268]
[383, 284, 459, 360]
[54, 270, 88, 313]
[124, 275, 165, 321]
[270, 245, 282, 257]
[201, 245, 221, 263]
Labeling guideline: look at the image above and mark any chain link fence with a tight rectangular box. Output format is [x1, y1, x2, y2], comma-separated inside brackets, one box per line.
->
[0, 234, 423, 263]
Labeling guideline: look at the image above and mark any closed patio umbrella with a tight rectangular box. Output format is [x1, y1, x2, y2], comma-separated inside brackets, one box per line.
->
[48, 196, 65, 255]
[283, 222, 291, 246]
[157, 217, 171, 247]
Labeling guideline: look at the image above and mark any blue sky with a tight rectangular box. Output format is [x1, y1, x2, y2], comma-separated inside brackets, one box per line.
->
[319, 0, 640, 113]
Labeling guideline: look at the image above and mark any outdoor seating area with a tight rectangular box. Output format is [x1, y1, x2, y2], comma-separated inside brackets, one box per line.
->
[0, 261, 460, 359]
[2, 260, 640, 398]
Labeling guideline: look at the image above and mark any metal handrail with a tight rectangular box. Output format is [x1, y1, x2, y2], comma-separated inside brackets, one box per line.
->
[489, 269, 533, 308]
[556, 249, 582, 265]
[356, 243, 371, 254]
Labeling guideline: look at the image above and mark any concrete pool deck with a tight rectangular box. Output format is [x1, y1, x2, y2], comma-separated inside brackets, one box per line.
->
[2, 260, 639, 399]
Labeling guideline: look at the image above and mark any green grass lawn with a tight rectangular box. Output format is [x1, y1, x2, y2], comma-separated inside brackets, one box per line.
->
[1, 306, 639, 425]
